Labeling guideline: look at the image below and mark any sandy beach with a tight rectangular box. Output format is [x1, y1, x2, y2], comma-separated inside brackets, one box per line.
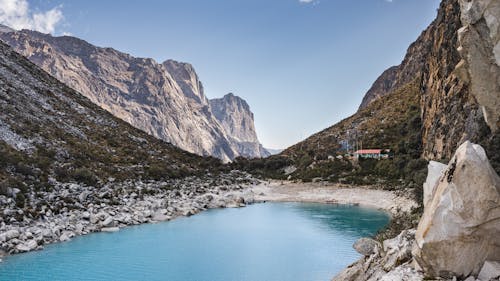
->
[250, 181, 418, 215]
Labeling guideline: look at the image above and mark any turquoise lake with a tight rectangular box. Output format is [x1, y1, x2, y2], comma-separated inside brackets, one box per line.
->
[0, 202, 389, 281]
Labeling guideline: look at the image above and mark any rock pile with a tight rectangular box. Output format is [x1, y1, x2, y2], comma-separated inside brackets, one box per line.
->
[0, 171, 261, 258]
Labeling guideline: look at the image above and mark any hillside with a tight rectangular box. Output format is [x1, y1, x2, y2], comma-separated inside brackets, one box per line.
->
[249, 0, 499, 185]
[0, 29, 268, 162]
[0, 40, 222, 201]
[233, 0, 499, 193]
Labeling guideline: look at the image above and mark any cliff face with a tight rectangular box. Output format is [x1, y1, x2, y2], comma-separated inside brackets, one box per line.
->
[0, 29, 267, 162]
[210, 93, 270, 158]
[419, 0, 489, 160]
[330, 0, 499, 159]
[361, 0, 499, 161]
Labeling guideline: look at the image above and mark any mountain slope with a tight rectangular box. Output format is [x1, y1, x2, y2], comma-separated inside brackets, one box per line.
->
[0, 40, 221, 193]
[268, 0, 499, 182]
[0, 29, 267, 162]
[210, 93, 270, 158]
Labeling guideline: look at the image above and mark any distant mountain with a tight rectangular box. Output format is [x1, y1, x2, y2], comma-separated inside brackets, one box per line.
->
[0, 40, 219, 190]
[0, 27, 268, 162]
[210, 93, 270, 158]
[265, 148, 284, 155]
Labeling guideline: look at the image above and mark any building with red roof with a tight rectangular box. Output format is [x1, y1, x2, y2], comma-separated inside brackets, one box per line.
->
[354, 149, 390, 160]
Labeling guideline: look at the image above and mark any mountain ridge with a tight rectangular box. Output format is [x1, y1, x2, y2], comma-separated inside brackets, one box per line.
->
[0, 27, 269, 162]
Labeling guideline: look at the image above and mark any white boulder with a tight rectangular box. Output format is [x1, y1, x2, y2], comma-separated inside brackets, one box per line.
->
[413, 141, 500, 277]
[101, 227, 120, 233]
[478, 260, 500, 281]
[423, 161, 447, 207]
[15, 239, 38, 252]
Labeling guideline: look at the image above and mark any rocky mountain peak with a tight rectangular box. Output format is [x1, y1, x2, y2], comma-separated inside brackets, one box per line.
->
[210, 93, 269, 158]
[162, 59, 207, 105]
[358, 66, 398, 109]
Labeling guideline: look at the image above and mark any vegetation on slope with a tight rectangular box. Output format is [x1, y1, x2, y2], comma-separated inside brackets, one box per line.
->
[234, 80, 429, 204]
[0, 41, 224, 208]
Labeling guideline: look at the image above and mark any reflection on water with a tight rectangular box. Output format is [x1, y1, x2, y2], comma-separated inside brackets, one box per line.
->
[0, 202, 389, 281]
[291, 203, 389, 237]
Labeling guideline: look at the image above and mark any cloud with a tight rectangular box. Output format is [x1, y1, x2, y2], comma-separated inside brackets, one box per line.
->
[299, 0, 314, 2]
[0, 0, 63, 34]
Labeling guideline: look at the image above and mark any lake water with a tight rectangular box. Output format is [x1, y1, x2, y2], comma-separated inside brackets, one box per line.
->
[0, 202, 389, 281]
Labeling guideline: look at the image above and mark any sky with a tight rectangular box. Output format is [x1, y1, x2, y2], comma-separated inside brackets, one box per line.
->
[0, 0, 441, 149]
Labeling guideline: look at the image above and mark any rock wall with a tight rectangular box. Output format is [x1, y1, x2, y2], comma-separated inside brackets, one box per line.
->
[419, 0, 499, 161]
[456, 0, 500, 133]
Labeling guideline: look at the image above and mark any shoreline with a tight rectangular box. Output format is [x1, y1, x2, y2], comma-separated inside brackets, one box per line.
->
[0, 177, 416, 262]
[250, 181, 418, 216]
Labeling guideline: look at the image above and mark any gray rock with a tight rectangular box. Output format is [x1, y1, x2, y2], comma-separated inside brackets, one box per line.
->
[15, 239, 37, 252]
[423, 161, 447, 207]
[379, 264, 424, 281]
[3, 229, 20, 240]
[101, 227, 120, 233]
[101, 216, 114, 227]
[478, 261, 500, 281]
[383, 229, 415, 271]
[59, 232, 73, 242]
[353, 238, 380, 256]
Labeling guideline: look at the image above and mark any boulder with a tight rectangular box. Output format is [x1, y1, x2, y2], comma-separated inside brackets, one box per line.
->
[413, 142, 500, 277]
[353, 238, 380, 256]
[382, 229, 415, 271]
[379, 264, 424, 281]
[478, 261, 500, 281]
[101, 216, 114, 227]
[2, 229, 20, 241]
[423, 161, 447, 207]
[101, 227, 120, 233]
[15, 239, 37, 252]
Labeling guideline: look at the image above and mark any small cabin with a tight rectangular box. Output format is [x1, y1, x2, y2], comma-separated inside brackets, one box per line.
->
[354, 149, 390, 160]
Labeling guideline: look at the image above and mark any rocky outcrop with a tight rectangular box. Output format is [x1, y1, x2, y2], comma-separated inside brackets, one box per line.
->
[210, 93, 269, 158]
[456, 0, 500, 133]
[333, 142, 500, 281]
[413, 141, 500, 278]
[423, 161, 447, 207]
[0, 28, 267, 162]
[333, 229, 423, 281]
[358, 66, 398, 109]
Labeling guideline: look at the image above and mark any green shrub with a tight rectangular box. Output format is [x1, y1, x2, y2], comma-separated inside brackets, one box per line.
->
[71, 168, 98, 186]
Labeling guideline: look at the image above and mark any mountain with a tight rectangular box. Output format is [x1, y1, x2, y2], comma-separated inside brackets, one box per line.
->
[273, 0, 499, 182]
[210, 93, 270, 158]
[265, 148, 284, 155]
[0, 28, 268, 162]
[0, 39, 221, 191]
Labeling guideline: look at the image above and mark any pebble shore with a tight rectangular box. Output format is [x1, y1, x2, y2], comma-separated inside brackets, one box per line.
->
[0, 171, 261, 260]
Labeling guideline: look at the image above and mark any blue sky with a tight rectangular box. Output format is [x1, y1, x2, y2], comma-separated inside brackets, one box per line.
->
[3, 0, 440, 149]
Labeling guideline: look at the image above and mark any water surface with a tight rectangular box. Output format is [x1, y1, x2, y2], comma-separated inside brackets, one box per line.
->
[0, 203, 389, 281]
